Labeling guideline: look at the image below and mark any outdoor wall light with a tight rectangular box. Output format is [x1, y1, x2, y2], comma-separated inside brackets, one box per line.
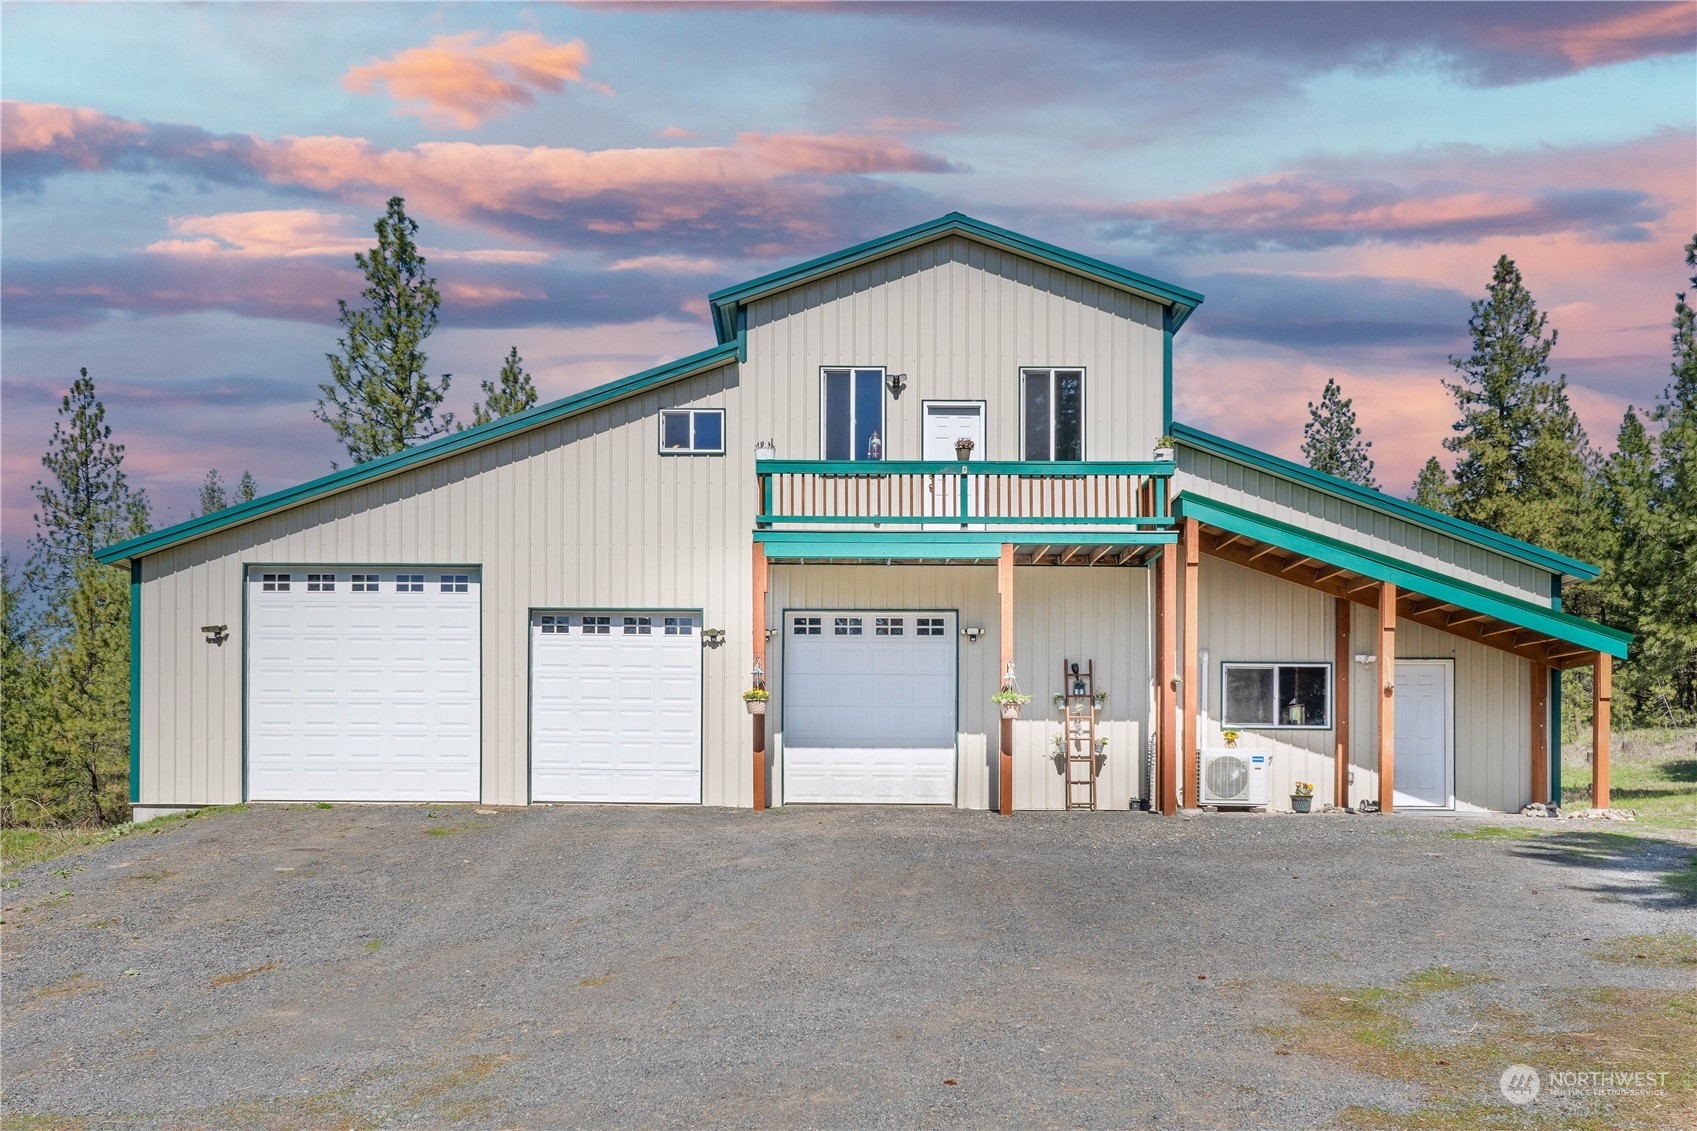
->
[1354, 653, 1377, 665]
[702, 628, 726, 647]
[960, 626, 984, 643]
[200, 624, 229, 646]
[886, 372, 908, 397]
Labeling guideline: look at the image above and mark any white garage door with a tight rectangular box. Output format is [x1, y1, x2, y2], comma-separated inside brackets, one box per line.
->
[530, 612, 702, 803]
[783, 611, 957, 804]
[246, 568, 481, 802]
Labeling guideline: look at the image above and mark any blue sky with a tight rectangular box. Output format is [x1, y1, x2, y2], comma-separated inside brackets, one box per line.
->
[3, 2, 1693, 537]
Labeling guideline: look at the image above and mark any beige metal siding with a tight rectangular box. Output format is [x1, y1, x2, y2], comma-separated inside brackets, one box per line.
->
[764, 563, 1150, 811]
[745, 235, 1167, 462]
[1176, 449, 1553, 604]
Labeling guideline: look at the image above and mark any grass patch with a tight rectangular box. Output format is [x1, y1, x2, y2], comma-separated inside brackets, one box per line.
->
[1561, 727, 1697, 836]
[1587, 932, 1697, 968]
[314, 802, 333, 809]
[1268, 968, 1697, 1129]
[1, 805, 248, 871]
[1449, 826, 1542, 841]
[364, 938, 383, 952]
[30, 972, 100, 1001]
[423, 826, 460, 837]
[210, 960, 279, 989]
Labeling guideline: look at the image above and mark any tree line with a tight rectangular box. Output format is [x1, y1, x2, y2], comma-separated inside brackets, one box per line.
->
[2, 198, 536, 827]
[1302, 239, 1697, 730]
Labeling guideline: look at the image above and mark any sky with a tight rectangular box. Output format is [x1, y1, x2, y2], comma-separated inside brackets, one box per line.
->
[3, 1, 1694, 541]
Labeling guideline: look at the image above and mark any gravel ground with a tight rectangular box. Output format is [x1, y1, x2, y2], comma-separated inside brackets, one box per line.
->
[3, 805, 1693, 1129]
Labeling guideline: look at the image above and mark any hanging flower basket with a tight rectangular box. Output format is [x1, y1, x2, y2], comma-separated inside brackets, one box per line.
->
[991, 689, 1031, 719]
[743, 689, 769, 716]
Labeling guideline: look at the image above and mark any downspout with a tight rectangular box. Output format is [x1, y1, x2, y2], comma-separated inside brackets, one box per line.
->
[1550, 574, 1563, 806]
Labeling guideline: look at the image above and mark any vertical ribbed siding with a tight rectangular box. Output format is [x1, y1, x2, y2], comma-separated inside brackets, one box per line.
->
[1175, 450, 1552, 604]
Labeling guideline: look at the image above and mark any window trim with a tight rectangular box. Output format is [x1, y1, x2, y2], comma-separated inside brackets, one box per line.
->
[1220, 661, 1334, 730]
[818, 366, 887, 461]
[657, 408, 726, 456]
[1019, 367, 1087, 462]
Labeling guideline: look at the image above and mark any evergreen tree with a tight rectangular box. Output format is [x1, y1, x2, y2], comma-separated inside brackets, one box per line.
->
[467, 347, 539, 428]
[1411, 457, 1451, 512]
[196, 469, 228, 517]
[1301, 377, 1377, 487]
[1593, 409, 1661, 720]
[1442, 256, 1594, 559]
[315, 197, 453, 464]
[24, 371, 151, 825]
[0, 558, 49, 826]
[237, 470, 258, 503]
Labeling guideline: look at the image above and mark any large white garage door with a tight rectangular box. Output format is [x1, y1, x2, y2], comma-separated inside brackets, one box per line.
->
[783, 611, 957, 804]
[246, 568, 481, 802]
[530, 612, 702, 803]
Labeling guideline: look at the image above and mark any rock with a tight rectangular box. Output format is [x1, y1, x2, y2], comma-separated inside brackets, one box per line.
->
[1519, 802, 1559, 818]
[1563, 808, 1636, 822]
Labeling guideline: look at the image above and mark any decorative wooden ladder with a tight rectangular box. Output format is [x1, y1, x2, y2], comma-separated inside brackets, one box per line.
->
[1063, 659, 1098, 811]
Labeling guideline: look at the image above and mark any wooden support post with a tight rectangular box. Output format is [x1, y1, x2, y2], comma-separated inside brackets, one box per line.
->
[1334, 597, 1351, 810]
[1377, 581, 1396, 813]
[998, 544, 1015, 816]
[1157, 543, 1179, 815]
[1530, 661, 1549, 805]
[1180, 518, 1200, 810]
[1593, 652, 1611, 810]
[752, 541, 768, 812]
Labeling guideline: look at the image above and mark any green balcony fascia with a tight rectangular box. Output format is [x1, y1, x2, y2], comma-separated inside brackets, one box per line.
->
[755, 529, 1177, 561]
[755, 459, 1175, 477]
[757, 514, 1175, 528]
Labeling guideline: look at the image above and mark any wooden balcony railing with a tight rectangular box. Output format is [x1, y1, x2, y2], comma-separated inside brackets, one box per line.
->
[754, 460, 1174, 531]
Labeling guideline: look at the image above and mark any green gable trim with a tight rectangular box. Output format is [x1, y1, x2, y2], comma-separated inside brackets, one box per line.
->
[1177, 495, 1630, 660]
[756, 529, 1175, 561]
[709, 212, 1204, 344]
[129, 559, 141, 806]
[97, 341, 742, 565]
[1170, 422, 1600, 582]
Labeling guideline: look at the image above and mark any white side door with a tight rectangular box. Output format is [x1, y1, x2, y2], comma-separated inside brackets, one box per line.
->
[531, 612, 702, 803]
[1393, 660, 1453, 809]
[922, 402, 986, 524]
[246, 568, 481, 802]
[782, 611, 957, 804]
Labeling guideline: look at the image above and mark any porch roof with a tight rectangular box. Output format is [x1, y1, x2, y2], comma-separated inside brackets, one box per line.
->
[1176, 495, 1630, 666]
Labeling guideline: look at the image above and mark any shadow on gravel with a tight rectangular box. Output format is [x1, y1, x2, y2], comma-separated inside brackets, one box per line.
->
[1509, 831, 1697, 911]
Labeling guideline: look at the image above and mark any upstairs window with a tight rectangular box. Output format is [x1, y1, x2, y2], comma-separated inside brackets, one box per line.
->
[821, 368, 885, 461]
[659, 408, 725, 455]
[1222, 663, 1331, 729]
[1022, 368, 1085, 461]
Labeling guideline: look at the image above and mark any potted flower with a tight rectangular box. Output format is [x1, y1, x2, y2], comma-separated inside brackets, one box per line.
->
[1093, 688, 1109, 711]
[1291, 781, 1315, 813]
[954, 437, 976, 461]
[742, 688, 769, 716]
[1221, 729, 1240, 749]
[1154, 435, 1176, 462]
[991, 688, 1032, 719]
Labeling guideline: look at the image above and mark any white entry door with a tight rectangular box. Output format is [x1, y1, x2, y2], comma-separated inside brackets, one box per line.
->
[530, 612, 702, 803]
[1393, 660, 1453, 809]
[246, 568, 481, 802]
[783, 611, 957, 804]
[922, 402, 986, 524]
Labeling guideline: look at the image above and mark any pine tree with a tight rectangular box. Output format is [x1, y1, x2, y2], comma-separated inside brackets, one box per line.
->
[236, 471, 258, 503]
[467, 347, 539, 428]
[196, 470, 228, 517]
[1593, 409, 1661, 720]
[315, 197, 453, 464]
[1442, 256, 1594, 559]
[1301, 377, 1377, 487]
[25, 371, 151, 825]
[1, 557, 50, 826]
[1411, 457, 1451, 512]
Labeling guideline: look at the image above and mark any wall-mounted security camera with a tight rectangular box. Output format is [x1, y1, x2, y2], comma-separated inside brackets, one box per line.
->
[960, 626, 984, 643]
[701, 628, 727, 647]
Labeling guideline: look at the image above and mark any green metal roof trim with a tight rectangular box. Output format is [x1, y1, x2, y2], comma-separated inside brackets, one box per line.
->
[756, 529, 1176, 561]
[96, 341, 742, 565]
[1169, 422, 1600, 582]
[1177, 495, 1630, 659]
[708, 212, 1205, 343]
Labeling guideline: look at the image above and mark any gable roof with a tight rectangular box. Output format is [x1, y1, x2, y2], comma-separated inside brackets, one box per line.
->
[707, 212, 1205, 343]
[96, 341, 740, 566]
[1169, 422, 1600, 583]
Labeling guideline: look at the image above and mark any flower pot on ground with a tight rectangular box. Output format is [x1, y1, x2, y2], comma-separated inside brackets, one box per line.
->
[1291, 781, 1314, 813]
[1221, 729, 1240, 749]
[991, 689, 1031, 719]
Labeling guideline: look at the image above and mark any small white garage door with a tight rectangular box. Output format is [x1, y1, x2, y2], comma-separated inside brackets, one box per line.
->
[783, 611, 957, 804]
[246, 568, 481, 802]
[530, 612, 702, 803]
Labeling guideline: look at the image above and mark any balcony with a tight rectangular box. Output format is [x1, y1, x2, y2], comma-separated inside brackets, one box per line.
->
[754, 460, 1177, 565]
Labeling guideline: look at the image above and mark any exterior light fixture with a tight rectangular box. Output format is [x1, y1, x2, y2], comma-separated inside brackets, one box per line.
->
[960, 626, 984, 643]
[702, 628, 726, 647]
[200, 624, 229, 645]
[754, 439, 776, 460]
[886, 372, 908, 397]
[1354, 654, 1377, 665]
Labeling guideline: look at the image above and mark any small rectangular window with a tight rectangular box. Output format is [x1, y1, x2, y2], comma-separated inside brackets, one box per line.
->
[624, 616, 652, 635]
[821, 368, 885, 460]
[1222, 663, 1331, 729]
[658, 409, 726, 455]
[351, 573, 379, 592]
[874, 617, 904, 636]
[261, 573, 290, 592]
[834, 616, 863, 636]
[539, 615, 567, 634]
[793, 616, 821, 636]
[1022, 368, 1085, 461]
[440, 574, 468, 593]
[306, 573, 335, 592]
[916, 617, 946, 637]
[397, 574, 424, 593]
[581, 616, 610, 635]
[664, 616, 694, 636]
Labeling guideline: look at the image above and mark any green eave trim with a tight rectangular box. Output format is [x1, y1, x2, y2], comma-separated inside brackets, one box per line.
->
[756, 529, 1175, 561]
[1169, 422, 1600, 581]
[97, 341, 742, 565]
[710, 212, 1204, 343]
[128, 560, 141, 806]
[1177, 495, 1630, 659]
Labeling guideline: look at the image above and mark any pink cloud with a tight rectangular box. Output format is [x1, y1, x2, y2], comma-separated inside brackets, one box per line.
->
[343, 31, 594, 129]
[142, 209, 551, 264]
[1479, 2, 1697, 70]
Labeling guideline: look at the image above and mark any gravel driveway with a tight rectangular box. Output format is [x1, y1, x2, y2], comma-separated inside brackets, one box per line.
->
[4, 805, 1693, 1129]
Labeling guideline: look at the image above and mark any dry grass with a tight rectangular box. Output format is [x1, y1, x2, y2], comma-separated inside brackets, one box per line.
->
[209, 960, 279, 989]
[1586, 932, 1697, 969]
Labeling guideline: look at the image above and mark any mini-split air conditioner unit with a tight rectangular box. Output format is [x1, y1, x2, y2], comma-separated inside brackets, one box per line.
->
[1200, 748, 1270, 806]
